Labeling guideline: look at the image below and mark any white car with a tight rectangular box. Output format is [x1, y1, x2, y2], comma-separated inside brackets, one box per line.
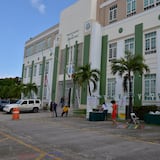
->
[3, 99, 41, 113]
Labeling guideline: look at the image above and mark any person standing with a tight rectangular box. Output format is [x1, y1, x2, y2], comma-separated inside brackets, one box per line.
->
[111, 100, 118, 125]
[102, 102, 108, 120]
[60, 97, 65, 108]
[50, 101, 58, 117]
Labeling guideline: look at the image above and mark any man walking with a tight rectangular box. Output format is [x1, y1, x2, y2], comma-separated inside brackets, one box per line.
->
[102, 102, 108, 120]
[50, 101, 58, 117]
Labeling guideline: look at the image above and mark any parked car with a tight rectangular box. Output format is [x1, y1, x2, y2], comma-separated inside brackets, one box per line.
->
[3, 99, 41, 113]
[0, 99, 10, 111]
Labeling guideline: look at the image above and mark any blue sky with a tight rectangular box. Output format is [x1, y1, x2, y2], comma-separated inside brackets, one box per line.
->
[0, 0, 77, 78]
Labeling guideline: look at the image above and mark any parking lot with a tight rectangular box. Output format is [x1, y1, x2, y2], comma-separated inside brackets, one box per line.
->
[0, 110, 160, 160]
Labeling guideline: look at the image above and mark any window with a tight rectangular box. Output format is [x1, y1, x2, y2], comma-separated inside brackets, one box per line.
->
[43, 86, 47, 99]
[36, 100, 40, 104]
[47, 37, 52, 48]
[28, 66, 32, 78]
[25, 46, 34, 57]
[33, 64, 37, 77]
[45, 62, 49, 74]
[109, 43, 117, 60]
[125, 38, 135, 54]
[68, 46, 74, 64]
[36, 40, 45, 52]
[37, 86, 41, 98]
[107, 78, 116, 99]
[109, 5, 117, 23]
[23, 67, 27, 78]
[44, 74, 48, 86]
[144, 0, 160, 10]
[22, 101, 27, 105]
[145, 31, 156, 54]
[144, 74, 156, 100]
[29, 100, 34, 104]
[39, 64, 43, 75]
[127, 0, 136, 16]
[67, 46, 75, 76]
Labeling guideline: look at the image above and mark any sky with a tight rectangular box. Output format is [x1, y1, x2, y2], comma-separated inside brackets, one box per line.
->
[0, 0, 78, 78]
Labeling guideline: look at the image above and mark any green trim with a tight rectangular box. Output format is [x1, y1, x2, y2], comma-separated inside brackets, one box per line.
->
[51, 47, 59, 101]
[30, 61, 34, 83]
[72, 41, 79, 104]
[119, 28, 123, 33]
[40, 57, 46, 100]
[100, 35, 108, 104]
[134, 23, 143, 106]
[22, 64, 24, 80]
[74, 41, 79, 72]
[63, 45, 69, 97]
[81, 35, 90, 104]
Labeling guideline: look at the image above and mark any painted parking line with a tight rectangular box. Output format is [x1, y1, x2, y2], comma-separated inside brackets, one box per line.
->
[0, 131, 63, 160]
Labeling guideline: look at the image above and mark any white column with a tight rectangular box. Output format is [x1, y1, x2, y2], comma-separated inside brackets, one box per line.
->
[156, 29, 160, 102]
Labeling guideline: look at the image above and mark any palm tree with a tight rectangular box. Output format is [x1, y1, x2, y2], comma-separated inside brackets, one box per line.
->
[10, 84, 23, 99]
[111, 51, 149, 118]
[22, 83, 38, 98]
[73, 63, 100, 96]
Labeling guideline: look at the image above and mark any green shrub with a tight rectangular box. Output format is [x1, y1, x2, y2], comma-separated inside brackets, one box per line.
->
[73, 109, 86, 117]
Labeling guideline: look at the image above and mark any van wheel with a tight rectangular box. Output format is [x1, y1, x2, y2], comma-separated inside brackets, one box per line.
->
[33, 107, 39, 113]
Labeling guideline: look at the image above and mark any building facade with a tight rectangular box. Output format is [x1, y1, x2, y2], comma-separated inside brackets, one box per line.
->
[22, 0, 160, 108]
[23, 25, 59, 107]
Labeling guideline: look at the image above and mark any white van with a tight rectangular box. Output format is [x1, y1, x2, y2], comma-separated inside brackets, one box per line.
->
[3, 99, 41, 113]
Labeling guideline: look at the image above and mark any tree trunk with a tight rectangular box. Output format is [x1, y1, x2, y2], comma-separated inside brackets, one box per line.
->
[88, 82, 91, 96]
[128, 73, 133, 120]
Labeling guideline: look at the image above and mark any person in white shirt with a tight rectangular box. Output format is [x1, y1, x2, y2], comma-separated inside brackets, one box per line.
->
[102, 102, 108, 120]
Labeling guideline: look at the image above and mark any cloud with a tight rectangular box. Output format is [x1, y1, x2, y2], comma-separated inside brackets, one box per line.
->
[31, 0, 46, 14]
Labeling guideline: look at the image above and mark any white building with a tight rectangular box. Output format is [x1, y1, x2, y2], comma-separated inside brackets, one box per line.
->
[22, 0, 160, 108]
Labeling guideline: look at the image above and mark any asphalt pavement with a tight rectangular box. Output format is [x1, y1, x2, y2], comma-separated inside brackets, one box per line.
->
[0, 110, 160, 160]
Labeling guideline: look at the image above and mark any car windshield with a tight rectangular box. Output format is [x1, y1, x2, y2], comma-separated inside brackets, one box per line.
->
[16, 100, 22, 104]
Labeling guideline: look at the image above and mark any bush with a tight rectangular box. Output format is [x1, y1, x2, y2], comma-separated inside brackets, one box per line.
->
[73, 109, 86, 117]
[133, 105, 158, 120]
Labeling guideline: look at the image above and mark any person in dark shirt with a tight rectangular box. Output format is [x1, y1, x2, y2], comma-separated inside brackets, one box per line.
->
[50, 101, 58, 117]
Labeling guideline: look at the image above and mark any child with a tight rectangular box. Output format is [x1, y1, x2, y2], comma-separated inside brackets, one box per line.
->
[61, 105, 69, 117]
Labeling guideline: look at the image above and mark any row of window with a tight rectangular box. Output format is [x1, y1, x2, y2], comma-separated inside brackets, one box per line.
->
[109, 31, 156, 60]
[37, 73, 157, 101]
[25, 37, 52, 57]
[36, 73, 157, 101]
[109, 0, 160, 23]
[23, 30, 157, 79]
[23, 61, 50, 78]
[24, 44, 77, 79]
[35, 73, 156, 101]
[107, 74, 156, 101]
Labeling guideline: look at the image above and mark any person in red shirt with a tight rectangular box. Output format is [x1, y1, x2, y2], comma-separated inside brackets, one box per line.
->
[111, 100, 118, 125]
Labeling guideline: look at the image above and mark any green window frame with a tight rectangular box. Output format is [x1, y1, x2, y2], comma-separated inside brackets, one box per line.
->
[144, 74, 156, 100]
